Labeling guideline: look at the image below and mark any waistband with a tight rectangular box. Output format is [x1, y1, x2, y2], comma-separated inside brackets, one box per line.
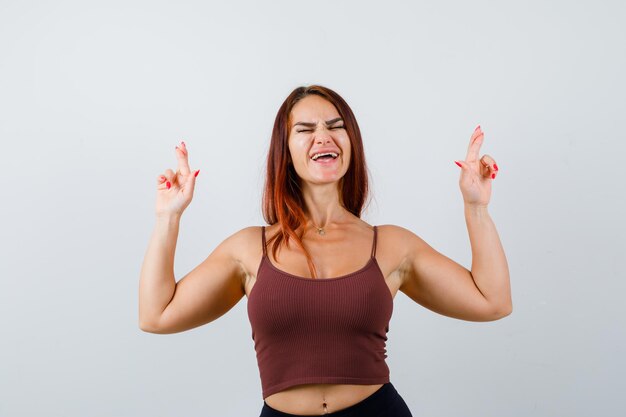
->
[261, 383, 399, 416]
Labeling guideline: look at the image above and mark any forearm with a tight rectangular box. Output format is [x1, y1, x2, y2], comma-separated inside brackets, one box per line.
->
[138, 214, 180, 328]
[464, 203, 512, 313]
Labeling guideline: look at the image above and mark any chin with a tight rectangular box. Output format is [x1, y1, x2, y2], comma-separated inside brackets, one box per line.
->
[309, 175, 345, 185]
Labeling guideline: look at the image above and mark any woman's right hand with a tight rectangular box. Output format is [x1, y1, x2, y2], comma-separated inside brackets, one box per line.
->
[155, 141, 200, 217]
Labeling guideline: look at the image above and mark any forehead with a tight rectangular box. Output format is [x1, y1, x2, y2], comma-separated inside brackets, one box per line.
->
[290, 95, 340, 123]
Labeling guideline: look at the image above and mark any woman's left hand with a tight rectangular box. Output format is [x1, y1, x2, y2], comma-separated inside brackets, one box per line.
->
[454, 125, 499, 208]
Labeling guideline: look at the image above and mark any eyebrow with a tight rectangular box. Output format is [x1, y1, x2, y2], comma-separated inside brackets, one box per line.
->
[293, 117, 343, 129]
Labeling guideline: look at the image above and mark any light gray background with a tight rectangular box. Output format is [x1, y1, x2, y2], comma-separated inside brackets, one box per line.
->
[1, 0, 624, 416]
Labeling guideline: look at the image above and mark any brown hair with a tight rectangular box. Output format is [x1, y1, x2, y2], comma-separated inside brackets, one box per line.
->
[261, 85, 370, 278]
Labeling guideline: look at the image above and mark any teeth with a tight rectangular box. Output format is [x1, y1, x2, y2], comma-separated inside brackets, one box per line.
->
[311, 152, 338, 161]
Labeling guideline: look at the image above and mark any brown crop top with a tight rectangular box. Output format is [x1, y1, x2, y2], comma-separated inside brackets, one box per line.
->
[246, 225, 393, 399]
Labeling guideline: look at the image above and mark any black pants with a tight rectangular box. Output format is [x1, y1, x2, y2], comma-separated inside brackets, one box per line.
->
[259, 382, 413, 416]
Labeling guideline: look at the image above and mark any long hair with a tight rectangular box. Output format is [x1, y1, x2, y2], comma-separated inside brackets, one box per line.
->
[261, 85, 370, 279]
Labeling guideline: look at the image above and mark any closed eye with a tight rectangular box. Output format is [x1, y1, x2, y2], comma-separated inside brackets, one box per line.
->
[296, 125, 345, 133]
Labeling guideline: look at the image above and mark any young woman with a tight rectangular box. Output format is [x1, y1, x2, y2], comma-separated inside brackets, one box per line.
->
[139, 85, 512, 416]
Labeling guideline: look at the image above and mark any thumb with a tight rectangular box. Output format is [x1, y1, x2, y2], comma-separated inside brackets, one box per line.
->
[188, 169, 200, 186]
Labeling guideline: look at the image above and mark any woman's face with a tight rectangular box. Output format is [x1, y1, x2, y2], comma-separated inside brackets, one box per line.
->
[287, 95, 351, 187]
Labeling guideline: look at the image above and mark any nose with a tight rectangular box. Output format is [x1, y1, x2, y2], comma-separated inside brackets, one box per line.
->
[314, 125, 333, 144]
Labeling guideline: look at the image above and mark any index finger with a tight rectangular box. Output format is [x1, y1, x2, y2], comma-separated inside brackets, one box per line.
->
[175, 141, 191, 176]
[465, 125, 484, 162]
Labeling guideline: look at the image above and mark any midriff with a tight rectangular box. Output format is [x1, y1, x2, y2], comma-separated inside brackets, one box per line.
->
[264, 383, 385, 415]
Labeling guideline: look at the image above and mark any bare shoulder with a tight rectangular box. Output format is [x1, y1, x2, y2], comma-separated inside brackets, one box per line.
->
[376, 224, 424, 253]
[218, 225, 266, 278]
[220, 225, 262, 255]
[375, 224, 429, 277]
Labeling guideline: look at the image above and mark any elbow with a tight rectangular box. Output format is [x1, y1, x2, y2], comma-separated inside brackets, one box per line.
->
[139, 321, 153, 333]
[492, 303, 513, 320]
[139, 318, 161, 334]
[139, 317, 176, 334]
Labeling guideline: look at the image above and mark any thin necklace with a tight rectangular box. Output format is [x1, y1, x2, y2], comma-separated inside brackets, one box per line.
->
[310, 221, 327, 236]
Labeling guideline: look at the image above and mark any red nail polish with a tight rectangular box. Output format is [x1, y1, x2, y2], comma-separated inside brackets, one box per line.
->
[475, 124, 481, 131]
[194, 170, 200, 177]
[455, 161, 462, 167]
[493, 163, 498, 171]
[166, 181, 171, 189]
[181, 141, 186, 147]
[491, 173, 496, 179]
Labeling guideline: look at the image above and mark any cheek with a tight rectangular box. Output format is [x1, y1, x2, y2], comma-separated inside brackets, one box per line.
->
[288, 137, 303, 152]
[287, 141, 299, 160]
[288, 145, 307, 168]
[340, 137, 352, 160]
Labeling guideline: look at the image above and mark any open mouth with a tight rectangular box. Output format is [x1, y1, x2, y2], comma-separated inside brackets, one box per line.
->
[310, 152, 339, 164]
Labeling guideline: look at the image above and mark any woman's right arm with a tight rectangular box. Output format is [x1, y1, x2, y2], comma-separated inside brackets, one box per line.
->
[138, 141, 246, 334]
[138, 213, 180, 332]
[138, 217, 247, 334]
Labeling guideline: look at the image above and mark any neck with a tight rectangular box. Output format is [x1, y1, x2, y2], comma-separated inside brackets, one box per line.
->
[301, 182, 348, 230]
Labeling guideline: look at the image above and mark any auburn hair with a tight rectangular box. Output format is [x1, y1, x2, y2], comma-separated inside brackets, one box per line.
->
[261, 85, 370, 279]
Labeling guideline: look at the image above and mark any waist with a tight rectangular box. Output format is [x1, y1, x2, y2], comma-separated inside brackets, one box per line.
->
[264, 383, 386, 415]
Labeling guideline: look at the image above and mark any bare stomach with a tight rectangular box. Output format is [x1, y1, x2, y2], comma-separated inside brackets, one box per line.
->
[264, 383, 385, 415]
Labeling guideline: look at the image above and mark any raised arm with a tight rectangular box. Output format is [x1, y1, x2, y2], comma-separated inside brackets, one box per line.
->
[395, 221, 511, 322]
[395, 126, 511, 322]
[139, 224, 248, 334]
[138, 140, 246, 334]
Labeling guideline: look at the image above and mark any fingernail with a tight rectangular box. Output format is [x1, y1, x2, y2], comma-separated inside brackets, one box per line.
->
[491, 173, 496, 179]
[181, 141, 186, 147]
[454, 161, 462, 168]
[475, 124, 481, 131]
[166, 181, 171, 189]
[160, 176, 165, 181]
[493, 163, 498, 171]
[194, 169, 200, 177]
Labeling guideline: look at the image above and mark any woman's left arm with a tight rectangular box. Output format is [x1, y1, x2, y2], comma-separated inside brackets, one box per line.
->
[397, 125, 511, 321]
[463, 203, 512, 316]
[455, 125, 511, 316]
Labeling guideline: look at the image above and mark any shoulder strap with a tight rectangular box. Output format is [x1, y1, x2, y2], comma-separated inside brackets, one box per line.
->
[370, 225, 378, 258]
[261, 226, 267, 256]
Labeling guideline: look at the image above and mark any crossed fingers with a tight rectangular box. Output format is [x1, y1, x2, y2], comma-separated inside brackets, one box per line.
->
[156, 141, 198, 189]
[175, 141, 191, 176]
[464, 125, 499, 179]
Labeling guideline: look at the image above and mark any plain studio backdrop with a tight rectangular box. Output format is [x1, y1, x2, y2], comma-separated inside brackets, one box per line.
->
[0, 0, 624, 416]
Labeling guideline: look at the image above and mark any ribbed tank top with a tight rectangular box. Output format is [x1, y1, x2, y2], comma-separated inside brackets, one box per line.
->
[247, 225, 393, 400]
